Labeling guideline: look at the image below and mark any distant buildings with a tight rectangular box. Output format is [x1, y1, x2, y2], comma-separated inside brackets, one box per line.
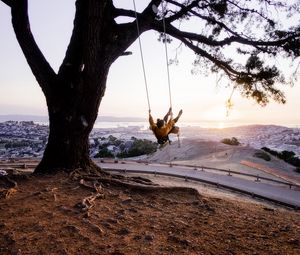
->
[0, 121, 299, 159]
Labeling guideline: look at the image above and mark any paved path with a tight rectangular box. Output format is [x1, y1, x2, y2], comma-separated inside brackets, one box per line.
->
[98, 161, 300, 209]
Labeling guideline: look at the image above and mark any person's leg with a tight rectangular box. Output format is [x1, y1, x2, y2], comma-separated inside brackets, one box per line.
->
[163, 112, 169, 122]
[169, 126, 180, 134]
[163, 108, 172, 122]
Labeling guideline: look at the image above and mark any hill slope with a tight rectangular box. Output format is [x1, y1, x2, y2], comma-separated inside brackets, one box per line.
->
[1, 168, 300, 254]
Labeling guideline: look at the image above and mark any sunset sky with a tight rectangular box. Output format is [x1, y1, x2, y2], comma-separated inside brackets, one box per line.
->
[0, 0, 299, 128]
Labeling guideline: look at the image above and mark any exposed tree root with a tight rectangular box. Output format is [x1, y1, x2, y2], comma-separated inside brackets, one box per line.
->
[76, 179, 105, 212]
[0, 176, 18, 199]
[79, 174, 200, 196]
[75, 192, 105, 212]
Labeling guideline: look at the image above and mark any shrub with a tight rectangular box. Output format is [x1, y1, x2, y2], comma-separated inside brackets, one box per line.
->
[118, 138, 157, 158]
[286, 156, 300, 167]
[95, 148, 114, 158]
[221, 137, 240, 146]
[253, 151, 271, 161]
[261, 147, 280, 157]
[280, 150, 295, 161]
[261, 147, 300, 167]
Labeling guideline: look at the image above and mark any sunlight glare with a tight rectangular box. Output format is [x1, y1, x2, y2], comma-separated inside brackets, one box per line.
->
[217, 122, 225, 129]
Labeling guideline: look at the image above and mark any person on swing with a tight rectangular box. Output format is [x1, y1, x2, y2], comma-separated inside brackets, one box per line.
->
[149, 107, 183, 145]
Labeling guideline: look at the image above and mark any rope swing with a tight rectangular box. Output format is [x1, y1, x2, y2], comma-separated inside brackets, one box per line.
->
[133, 0, 181, 148]
[132, 0, 173, 111]
[132, 0, 151, 111]
[161, 1, 173, 110]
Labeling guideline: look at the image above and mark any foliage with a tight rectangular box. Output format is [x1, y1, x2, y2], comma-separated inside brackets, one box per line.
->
[221, 137, 240, 146]
[261, 147, 300, 167]
[94, 136, 157, 159]
[117, 137, 157, 158]
[95, 148, 114, 158]
[253, 151, 271, 161]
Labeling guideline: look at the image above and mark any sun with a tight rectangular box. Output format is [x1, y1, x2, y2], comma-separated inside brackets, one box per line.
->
[200, 105, 239, 128]
[204, 106, 227, 122]
[217, 122, 225, 129]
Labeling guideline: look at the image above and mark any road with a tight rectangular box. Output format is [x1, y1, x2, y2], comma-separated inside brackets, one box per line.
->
[98, 160, 300, 209]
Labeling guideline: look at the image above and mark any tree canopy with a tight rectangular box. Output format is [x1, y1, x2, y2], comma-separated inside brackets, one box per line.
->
[119, 0, 300, 106]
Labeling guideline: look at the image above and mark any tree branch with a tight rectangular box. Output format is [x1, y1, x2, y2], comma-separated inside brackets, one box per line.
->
[0, 0, 12, 7]
[11, 0, 56, 95]
[151, 16, 300, 52]
[164, 0, 200, 23]
[113, 8, 136, 19]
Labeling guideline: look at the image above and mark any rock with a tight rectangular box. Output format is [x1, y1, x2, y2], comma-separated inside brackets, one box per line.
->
[107, 218, 118, 224]
[101, 221, 113, 229]
[128, 208, 138, 213]
[144, 234, 154, 242]
[263, 207, 275, 212]
[279, 225, 290, 232]
[287, 238, 299, 245]
[133, 235, 142, 240]
[168, 234, 191, 246]
[121, 198, 133, 205]
[111, 251, 124, 255]
[117, 227, 130, 235]
[64, 224, 80, 233]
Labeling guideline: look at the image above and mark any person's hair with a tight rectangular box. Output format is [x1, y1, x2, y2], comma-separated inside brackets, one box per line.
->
[156, 119, 165, 128]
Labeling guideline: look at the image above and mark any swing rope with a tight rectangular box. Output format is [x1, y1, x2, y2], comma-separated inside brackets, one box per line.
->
[161, 1, 173, 110]
[133, 0, 181, 147]
[132, 0, 151, 111]
[161, 1, 180, 147]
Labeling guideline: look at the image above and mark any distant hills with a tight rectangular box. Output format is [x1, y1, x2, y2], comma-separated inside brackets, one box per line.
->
[0, 115, 49, 122]
[0, 115, 145, 123]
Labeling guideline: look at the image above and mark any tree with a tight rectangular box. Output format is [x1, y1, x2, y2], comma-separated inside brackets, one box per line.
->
[1, 0, 299, 173]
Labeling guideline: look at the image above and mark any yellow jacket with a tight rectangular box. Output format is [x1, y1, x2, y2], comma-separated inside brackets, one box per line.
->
[149, 114, 175, 140]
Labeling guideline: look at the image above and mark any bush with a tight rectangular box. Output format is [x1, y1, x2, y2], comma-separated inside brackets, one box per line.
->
[286, 156, 300, 167]
[95, 148, 114, 158]
[253, 151, 271, 161]
[221, 137, 240, 146]
[280, 150, 295, 161]
[261, 147, 300, 167]
[118, 138, 157, 158]
[261, 147, 280, 157]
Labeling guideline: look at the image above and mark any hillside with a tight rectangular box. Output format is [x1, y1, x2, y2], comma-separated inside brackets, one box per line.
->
[144, 138, 300, 185]
[1, 160, 300, 254]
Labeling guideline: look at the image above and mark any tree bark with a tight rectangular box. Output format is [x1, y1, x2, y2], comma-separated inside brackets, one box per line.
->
[32, 0, 124, 173]
[35, 69, 108, 173]
[6, 0, 144, 174]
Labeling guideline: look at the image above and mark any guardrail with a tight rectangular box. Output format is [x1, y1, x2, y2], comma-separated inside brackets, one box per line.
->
[103, 167, 300, 210]
[1, 158, 299, 189]
[97, 159, 300, 190]
[170, 163, 300, 189]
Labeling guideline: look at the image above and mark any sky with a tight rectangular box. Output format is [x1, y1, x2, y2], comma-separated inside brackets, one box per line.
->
[0, 0, 300, 128]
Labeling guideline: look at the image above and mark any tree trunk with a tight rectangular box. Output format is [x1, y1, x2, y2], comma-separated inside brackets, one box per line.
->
[35, 69, 108, 174]
[9, 0, 136, 174]
[35, 116, 94, 173]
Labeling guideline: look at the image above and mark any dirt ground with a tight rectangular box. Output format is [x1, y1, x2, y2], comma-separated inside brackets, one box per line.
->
[1, 169, 300, 255]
